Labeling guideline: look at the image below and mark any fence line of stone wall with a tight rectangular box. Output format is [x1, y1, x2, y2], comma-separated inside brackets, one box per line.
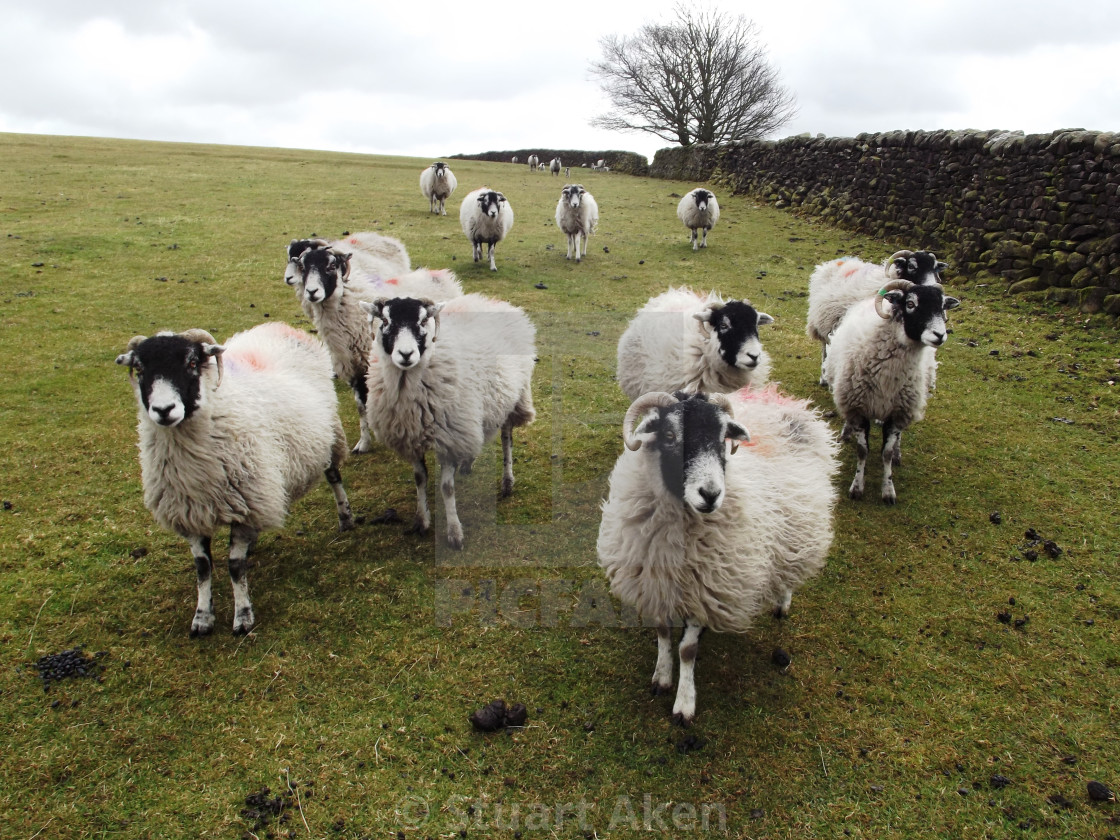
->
[650, 130, 1120, 315]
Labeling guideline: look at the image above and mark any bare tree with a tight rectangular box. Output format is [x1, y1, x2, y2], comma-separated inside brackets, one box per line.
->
[590, 6, 797, 147]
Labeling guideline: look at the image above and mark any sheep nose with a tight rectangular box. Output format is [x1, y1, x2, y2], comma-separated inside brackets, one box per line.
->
[930, 332, 945, 346]
[152, 405, 176, 424]
[744, 353, 759, 367]
[397, 350, 414, 365]
[697, 487, 721, 511]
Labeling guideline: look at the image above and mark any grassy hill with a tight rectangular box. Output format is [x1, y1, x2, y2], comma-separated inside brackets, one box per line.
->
[1, 132, 1117, 839]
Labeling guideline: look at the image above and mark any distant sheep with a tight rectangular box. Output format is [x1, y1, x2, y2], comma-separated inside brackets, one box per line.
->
[527, 154, 539, 171]
[116, 323, 355, 636]
[616, 287, 774, 400]
[460, 187, 514, 271]
[554, 184, 599, 262]
[420, 161, 458, 215]
[511, 156, 519, 164]
[806, 250, 946, 386]
[677, 188, 720, 250]
[598, 388, 839, 724]
[550, 157, 561, 176]
[361, 293, 537, 549]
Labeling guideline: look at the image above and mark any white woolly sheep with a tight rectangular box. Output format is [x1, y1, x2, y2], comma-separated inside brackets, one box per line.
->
[511, 156, 519, 164]
[806, 250, 946, 386]
[116, 323, 355, 636]
[459, 187, 514, 271]
[289, 243, 462, 454]
[554, 184, 599, 262]
[527, 154, 539, 171]
[677, 188, 720, 250]
[284, 232, 411, 308]
[616, 287, 774, 401]
[420, 161, 458, 215]
[550, 157, 561, 176]
[823, 278, 960, 504]
[598, 388, 839, 725]
[360, 293, 537, 550]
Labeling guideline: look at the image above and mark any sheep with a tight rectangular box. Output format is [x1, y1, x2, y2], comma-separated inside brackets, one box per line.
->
[527, 154, 539, 171]
[806, 250, 947, 386]
[284, 232, 411, 307]
[459, 187, 514, 271]
[823, 278, 960, 504]
[511, 156, 519, 164]
[115, 323, 356, 636]
[550, 157, 562, 176]
[420, 161, 458, 215]
[288, 242, 462, 453]
[597, 388, 839, 725]
[616, 287, 774, 401]
[677, 188, 720, 250]
[538, 163, 546, 171]
[564, 166, 571, 178]
[360, 293, 537, 550]
[554, 184, 599, 262]
[591, 159, 607, 172]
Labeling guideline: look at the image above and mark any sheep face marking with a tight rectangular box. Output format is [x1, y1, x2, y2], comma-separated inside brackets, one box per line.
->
[298, 247, 352, 305]
[372, 297, 441, 371]
[561, 184, 585, 208]
[476, 190, 505, 220]
[117, 334, 223, 427]
[285, 238, 327, 286]
[632, 395, 750, 514]
[882, 286, 960, 347]
[696, 301, 773, 370]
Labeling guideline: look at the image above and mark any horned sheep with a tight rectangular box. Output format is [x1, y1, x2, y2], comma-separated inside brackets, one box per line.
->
[677, 188, 720, 250]
[116, 323, 356, 636]
[616, 287, 773, 401]
[286, 239, 462, 453]
[459, 187, 514, 271]
[597, 388, 839, 725]
[823, 278, 960, 504]
[806, 250, 946, 386]
[554, 184, 599, 262]
[360, 293, 537, 550]
[420, 161, 458, 215]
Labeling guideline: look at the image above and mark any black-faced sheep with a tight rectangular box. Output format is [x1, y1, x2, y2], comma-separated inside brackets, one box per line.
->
[554, 184, 599, 262]
[806, 250, 947, 386]
[550, 157, 562, 176]
[677, 188, 720, 250]
[289, 243, 462, 454]
[527, 154, 539, 171]
[824, 279, 960, 504]
[459, 187, 514, 271]
[616, 287, 774, 400]
[420, 161, 458, 215]
[597, 388, 839, 725]
[360, 293, 536, 550]
[116, 323, 355, 636]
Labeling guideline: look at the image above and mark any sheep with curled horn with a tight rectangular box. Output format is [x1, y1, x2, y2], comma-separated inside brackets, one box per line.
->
[598, 387, 839, 725]
[806, 249, 947, 387]
[823, 276, 960, 504]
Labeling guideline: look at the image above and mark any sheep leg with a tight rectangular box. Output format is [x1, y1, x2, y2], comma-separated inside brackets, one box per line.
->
[324, 464, 355, 531]
[501, 421, 515, 497]
[773, 587, 793, 619]
[350, 377, 373, 454]
[410, 458, 431, 535]
[565, 233, 574, 261]
[189, 535, 215, 637]
[487, 243, 498, 272]
[819, 341, 830, 388]
[672, 619, 704, 726]
[845, 417, 871, 500]
[881, 421, 902, 505]
[700, 227, 709, 248]
[228, 523, 257, 635]
[651, 625, 674, 695]
[440, 461, 464, 550]
[690, 229, 699, 251]
[472, 241, 482, 263]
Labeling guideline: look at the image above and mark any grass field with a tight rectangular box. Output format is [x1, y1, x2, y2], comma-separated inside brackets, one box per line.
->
[0, 131, 1117, 839]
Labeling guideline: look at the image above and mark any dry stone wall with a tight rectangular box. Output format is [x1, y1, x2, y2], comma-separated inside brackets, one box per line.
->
[650, 130, 1120, 315]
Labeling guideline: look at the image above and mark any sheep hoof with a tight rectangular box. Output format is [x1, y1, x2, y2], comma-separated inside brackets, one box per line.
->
[351, 442, 372, 455]
[338, 515, 356, 532]
[882, 491, 897, 505]
[232, 607, 255, 636]
[407, 520, 429, 536]
[671, 711, 694, 728]
[772, 605, 789, 620]
[446, 532, 464, 551]
[501, 476, 514, 497]
[650, 681, 673, 696]
[190, 612, 214, 637]
[848, 485, 864, 501]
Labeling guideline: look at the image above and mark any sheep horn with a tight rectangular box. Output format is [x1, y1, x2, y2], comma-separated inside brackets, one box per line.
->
[127, 335, 147, 351]
[622, 392, 678, 451]
[886, 250, 914, 279]
[874, 280, 915, 320]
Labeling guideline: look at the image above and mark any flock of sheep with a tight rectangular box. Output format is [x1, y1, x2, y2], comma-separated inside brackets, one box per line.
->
[116, 161, 960, 724]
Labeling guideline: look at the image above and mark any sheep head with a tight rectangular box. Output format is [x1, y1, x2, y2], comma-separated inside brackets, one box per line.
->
[874, 280, 916, 320]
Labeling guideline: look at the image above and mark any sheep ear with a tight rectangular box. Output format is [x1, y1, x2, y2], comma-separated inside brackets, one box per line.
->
[726, 421, 751, 454]
[935, 260, 949, 274]
[201, 342, 225, 358]
[756, 312, 775, 326]
[692, 306, 716, 332]
[633, 413, 660, 439]
[943, 296, 961, 311]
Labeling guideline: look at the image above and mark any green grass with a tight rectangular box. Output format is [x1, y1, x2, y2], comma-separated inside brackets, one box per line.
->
[1, 132, 1118, 839]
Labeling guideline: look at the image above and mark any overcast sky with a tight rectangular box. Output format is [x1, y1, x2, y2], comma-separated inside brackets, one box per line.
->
[2, 0, 1118, 164]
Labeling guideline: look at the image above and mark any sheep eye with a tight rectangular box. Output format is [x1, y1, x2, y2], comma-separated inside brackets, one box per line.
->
[664, 431, 676, 443]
